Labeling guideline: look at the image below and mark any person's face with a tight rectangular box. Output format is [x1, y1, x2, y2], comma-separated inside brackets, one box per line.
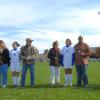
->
[26, 40, 32, 46]
[65, 39, 71, 45]
[12, 43, 17, 49]
[78, 37, 83, 44]
[0, 43, 4, 48]
[54, 43, 59, 48]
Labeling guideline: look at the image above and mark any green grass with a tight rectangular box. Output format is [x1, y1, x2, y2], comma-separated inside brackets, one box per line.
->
[0, 62, 100, 100]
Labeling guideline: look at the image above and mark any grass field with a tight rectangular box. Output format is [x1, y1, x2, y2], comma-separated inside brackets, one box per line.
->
[0, 62, 100, 100]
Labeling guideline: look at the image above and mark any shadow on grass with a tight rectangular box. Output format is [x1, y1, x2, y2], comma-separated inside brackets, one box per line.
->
[1, 84, 100, 91]
[86, 84, 100, 91]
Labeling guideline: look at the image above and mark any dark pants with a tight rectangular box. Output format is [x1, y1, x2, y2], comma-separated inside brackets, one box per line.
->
[21, 64, 35, 86]
[75, 64, 88, 86]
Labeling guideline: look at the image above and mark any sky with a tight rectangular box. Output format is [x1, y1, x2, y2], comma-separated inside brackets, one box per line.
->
[0, 0, 100, 53]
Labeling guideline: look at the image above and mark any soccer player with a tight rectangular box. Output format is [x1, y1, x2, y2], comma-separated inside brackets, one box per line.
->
[10, 42, 21, 87]
[61, 39, 75, 87]
[48, 41, 61, 85]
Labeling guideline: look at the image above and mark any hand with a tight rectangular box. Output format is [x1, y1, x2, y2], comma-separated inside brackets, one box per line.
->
[55, 57, 58, 60]
[61, 63, 64, 67]
[27, 56, 31, 60]
[72, 62, 74, 66]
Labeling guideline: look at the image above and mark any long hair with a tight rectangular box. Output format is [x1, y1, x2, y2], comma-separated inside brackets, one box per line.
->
[52, 41, 59, 48]
[0, 40, 7, 49]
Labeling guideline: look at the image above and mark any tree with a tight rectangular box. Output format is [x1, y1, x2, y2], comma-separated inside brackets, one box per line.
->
[44, 49, 49, 55]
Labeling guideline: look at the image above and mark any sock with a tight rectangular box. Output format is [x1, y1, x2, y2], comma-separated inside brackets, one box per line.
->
[69, 74, 72, 86]
[16, 77, 20, 86]
[65, 75, 69, 85]
[12, 77, 16, 85]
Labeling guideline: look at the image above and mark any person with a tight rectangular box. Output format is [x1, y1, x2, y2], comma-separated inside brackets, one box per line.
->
[21, 38, 36, 87]
[74, 36, 91, 88]
[61, 39, 75, 87]
[48, 41, 61, 85]
[0, 40, 9, 88]
[9, 42, 21, 88]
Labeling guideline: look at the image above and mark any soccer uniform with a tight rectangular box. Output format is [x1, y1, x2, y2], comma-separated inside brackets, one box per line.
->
[61, 46, 75, 69]
[10, 49, 21, 72]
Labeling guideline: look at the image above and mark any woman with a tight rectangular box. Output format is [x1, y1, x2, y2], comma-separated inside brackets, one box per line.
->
[61, 39, 75, 87]
[0, 40, 9, 88]
[48, 41, 61, 85]
[10, 42, 21, 87]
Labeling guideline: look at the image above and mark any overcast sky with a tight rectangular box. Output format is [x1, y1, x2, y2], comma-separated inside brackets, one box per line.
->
[0, 0, 100, 53]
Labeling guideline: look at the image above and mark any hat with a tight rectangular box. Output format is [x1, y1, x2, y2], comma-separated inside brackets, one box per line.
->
[26, 38, 33, 42]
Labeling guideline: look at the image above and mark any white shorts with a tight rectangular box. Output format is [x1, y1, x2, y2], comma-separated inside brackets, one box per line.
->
[10, 63, 21, 72]
[63, 63, 74, 69]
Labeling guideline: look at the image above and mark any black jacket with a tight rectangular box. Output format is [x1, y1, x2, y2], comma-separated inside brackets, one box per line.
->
[0, 48, 10, 65]
[48, 48, 61, 66]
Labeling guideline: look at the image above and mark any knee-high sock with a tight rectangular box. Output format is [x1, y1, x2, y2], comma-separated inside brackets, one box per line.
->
[12, 77, 16, 85]
[65, 75, 69, 85]
[16, 77, 20, 86]
[69, 74, 72, 86]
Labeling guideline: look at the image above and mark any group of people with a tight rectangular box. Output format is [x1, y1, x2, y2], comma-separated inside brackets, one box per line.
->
[0, 36, 91, 88]
[48, 36, 91, 87]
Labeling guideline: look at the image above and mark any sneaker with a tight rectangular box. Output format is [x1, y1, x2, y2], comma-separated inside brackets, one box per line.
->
[21, 85, 25, 88]
[13, 85, 17, 88]
[84, 85, 88, 88]
[69, 83, 72, 87]
[51, 81, 55, 85]
[64, 83, 68, 87]
[2, 85, 7, 88]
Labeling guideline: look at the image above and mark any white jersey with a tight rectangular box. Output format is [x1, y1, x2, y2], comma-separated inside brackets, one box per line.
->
[10, 49, 21, 64]
[61, 46, 74, 68]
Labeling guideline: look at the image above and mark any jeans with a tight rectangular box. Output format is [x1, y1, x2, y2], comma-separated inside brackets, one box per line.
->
[0, 64, 8, 86]
[75, 64, 88, 86]
[50, 66, 60, 84]
[21, 64, 35, 86]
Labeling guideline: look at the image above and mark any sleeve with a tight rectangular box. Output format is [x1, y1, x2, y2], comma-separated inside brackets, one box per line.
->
[82, 44, 91, 57]
[20, 46, 27, 60]
[47, 49, 55, 60]
[61, 48, 64, 66]
[72, 47, 75, 66]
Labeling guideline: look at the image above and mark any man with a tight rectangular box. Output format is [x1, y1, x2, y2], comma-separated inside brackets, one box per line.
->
[74, 36, 91, 88]
[21, 38, 36, 87]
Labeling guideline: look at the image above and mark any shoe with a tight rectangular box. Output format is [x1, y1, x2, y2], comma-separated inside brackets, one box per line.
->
[84, 85, 88, 88]
[21, 85, 25, 88]
[64, 83, 68, 87]
[31, 84, 34, 87]
[69, 83, 72, 87]
[55, 82, 60, 85]
[51, 81, 55, 85]
[13, 85, 17, 88]
[2, 85, 7, 88]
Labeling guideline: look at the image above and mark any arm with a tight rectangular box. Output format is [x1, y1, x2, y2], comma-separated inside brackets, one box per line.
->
[60, 55, 64, 66]
[47, 49, 55, 60]
[72, 53, 75, 66]
[81, 44, 91, 57]
[20, 47, 28, 60]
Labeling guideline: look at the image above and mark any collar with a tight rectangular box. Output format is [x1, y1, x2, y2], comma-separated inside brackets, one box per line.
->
[13, 48, 17, 51]
[66, 45, 70, 47]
